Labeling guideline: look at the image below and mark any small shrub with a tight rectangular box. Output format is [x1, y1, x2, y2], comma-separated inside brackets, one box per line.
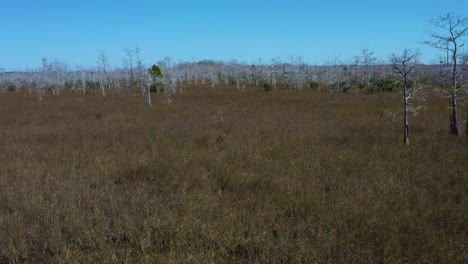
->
[372, 78, 397, 92]
[263, 82, 272, 92]
[338, 81, 351, 93]
[149, 83, 159, 93]
[417, 76, 430, 84]
[358, 83, 367, 90]
[7, 84, 16, 92]
[309, 81, 320, 90]
[366, 86, 381, 94]
[149, 81, 165, 93]
[217, 131, 227, 142]
[63, 81, 74, 91]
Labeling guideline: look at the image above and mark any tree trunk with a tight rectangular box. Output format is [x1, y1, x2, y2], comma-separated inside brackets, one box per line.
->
[403, 81, 409, 145]
[100, 80, 106, 97]
[449, 48, 459, 135]
[329, 92, 333, 127]
[146, 84, 152, 106]
[449, 96, 458, 135]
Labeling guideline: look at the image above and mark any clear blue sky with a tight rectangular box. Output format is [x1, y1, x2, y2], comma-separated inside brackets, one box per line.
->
[1, 0, 466, 70]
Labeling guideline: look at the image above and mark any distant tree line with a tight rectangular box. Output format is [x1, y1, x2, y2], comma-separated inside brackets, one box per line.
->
[1, 53, 465, 96]
[0, 13, 467, 139]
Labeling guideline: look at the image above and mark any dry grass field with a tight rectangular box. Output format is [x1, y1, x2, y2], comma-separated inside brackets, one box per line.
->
[0, 87, 466, 263]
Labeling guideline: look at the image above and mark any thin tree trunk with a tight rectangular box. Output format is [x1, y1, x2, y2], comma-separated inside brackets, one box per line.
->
[146, 84, 152, 106]
[403, 80, 409, 145]
[100, 82, 105, 96]
[449, 96, 458, 135]
[329, 92, 333, 127]
[450, 49, 459, 135]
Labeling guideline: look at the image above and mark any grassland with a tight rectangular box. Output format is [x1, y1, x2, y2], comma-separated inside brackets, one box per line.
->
[0, 87, 466, 263]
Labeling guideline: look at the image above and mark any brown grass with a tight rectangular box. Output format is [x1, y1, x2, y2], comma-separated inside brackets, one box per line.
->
[0, 87, 466, 263]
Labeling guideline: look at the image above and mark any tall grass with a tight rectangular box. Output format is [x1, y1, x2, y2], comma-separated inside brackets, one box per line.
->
[0, 88, 466, 263]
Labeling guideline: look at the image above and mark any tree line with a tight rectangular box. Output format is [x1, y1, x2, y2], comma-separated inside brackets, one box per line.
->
[0, 13, 467, 141]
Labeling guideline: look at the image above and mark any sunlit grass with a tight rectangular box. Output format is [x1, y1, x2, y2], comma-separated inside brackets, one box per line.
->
[0, 87, 466, 263]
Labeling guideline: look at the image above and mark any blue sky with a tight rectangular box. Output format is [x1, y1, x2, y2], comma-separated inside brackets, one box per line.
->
[1, 0, 466, 70]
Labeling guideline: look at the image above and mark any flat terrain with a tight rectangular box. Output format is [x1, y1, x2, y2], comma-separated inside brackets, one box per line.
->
[0, 88, 466, 263]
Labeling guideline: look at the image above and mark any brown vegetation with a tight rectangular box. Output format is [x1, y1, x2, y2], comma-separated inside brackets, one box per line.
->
[0, 87, 466, 263]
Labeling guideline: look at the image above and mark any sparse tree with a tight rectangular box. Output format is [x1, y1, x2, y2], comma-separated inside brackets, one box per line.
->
[270, 58, 281, 91]
[322, 58, 344, 127]
[359, 48, 377, 87]
[124, 49, 135, 90]
[39, 57, 49, 101]
[134, 47, 146, 95]
[147, 64, 163, 105]
[97, 51, 109, 96]
[76, 66, 87, 95]
[423, 13, 468, 135]
[391, 49, 422, 145]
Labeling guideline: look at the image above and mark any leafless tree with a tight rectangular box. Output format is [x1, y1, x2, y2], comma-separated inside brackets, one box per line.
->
[0, 68, 5, 93]
[322, 58, 345, 127]
[359, 48, 376, 87]
[134, 47, 146, 95]
[97, 51, 109, 96]
[39, 57, 50, 100]
[423, 13, 467, 135]
[124, 49, 135, 90]
[463, 53, 468, 134]
[289, 55, 306, 90]
[270, 58, 281, 91]
[76, 66, 87, 95]
[391, 49, 422, 145]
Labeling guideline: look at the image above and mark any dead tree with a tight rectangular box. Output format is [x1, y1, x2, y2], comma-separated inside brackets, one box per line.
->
[423, 13, 467, 135]
[391, 49, 421, 145]
[323, 58, 343, 127]
[97, 51, 109, 96]
[359, 48, 376, 87]
[124, 49, 135, 91]
[134, 47, 146, 95]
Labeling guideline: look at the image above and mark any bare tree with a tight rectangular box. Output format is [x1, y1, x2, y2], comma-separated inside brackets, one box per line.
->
[124, 49, 135, 90]
[134, 47, 146, 95]
[423, 13, 467, 135]
[97, 51, 109, 96]
[463, 53, 468, 134]
[271, 58, 281, 91]
[359, 48, 376, 87]
[391, 49, 422, 145]
[39, 57, 49, 101]
[322, 58, 344, 127]
[76, 66, 86, 95]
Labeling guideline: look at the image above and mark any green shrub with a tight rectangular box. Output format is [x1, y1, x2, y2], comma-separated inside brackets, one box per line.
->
[263, 82, 272, 92]
[338, 82, 351, 93]
[417, 76, 429, 84]
[149, 81, 165, 93]
[309, 81, 320, 90]
[358, 83, 367, 90]
[366, 86, 381, 94]
[7, 84, 16, 92]
[63, 81, 73, 91]
[217, 131, 227, 142]
[371, 78, 397, 92]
